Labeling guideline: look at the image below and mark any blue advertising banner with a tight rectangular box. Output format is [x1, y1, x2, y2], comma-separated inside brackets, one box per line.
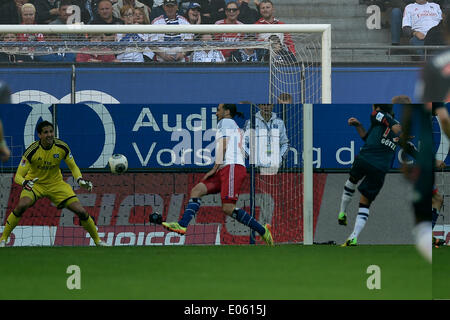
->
[0, 104, 447, 170]
[0, 65, 420, 104]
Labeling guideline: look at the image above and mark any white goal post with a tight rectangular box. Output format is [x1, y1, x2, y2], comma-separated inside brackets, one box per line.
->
[0, 23, 331, 246]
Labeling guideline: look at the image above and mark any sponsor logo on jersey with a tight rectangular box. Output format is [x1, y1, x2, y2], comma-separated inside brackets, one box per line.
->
[53, 154, 60, 158]
[376, 112, 384, 122]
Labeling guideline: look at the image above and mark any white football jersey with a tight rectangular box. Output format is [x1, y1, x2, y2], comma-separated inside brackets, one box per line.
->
[402, 2, 442, 35]
[216, 118, 245, 168]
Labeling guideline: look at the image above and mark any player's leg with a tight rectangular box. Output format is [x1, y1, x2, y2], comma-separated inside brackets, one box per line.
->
[162, 181, 211, 235]
[342, 167, 385, 246]
[0, 196, 34, 246]
[221, 164, 273, 246]
[53, 181, 106, 246]
[222, 202, 273, 246]
[65, 200, 107, 246]
[178, 182, 208, 227]
[338, 159, 363, 225]
[342, 194, 371, 246]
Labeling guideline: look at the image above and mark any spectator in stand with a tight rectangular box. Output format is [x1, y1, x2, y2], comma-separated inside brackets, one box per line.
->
[90, 0, 124, 24]
[151, 0, 193, 62]
[50, 0, 73, 25]
[237, 0, 259, 24]
[0, 33, 33, 63]
[210, 0, 226, 23]
[116, 5, 155, 62]
[35, 0, 60, 24]
[150, 0, 164, 21]
[134, 6, 151, 23]
[113, 0, 151, 22]
[0, 0, 30, 25]
[18, 4, 45, 42]
[214, 0, 244, 60]
[390, 0, 414, 46]
[84, 0, 100, 23]
[229, 33, 265, 62]
[183, 2, 203, 24]
[262, 34, 297, 64]
[76, 33, 119, 62]
[190, 33, 226, 62]
[179, 0, 212, 23]
[425, 6, 449, 45]
[255, 0, 296, 55]
[402, 0, 442, 57]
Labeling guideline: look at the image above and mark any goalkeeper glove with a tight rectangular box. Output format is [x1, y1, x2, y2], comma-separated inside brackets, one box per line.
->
[77, 178, 93, 192]
[22, 178, 38, 191]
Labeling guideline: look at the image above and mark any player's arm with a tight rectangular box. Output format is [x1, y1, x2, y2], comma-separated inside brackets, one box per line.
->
[348, 117, 368, 140]
[14, 157, 39, 190]
[202, 137, 227, 181]
[65, 153, 93, 191]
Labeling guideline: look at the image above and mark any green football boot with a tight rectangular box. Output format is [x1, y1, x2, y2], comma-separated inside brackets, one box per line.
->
[341, 238, 357, 247]
[262, 224, 274, 246]
[338, 212, 347, 226]
[162, 222, 187, 235]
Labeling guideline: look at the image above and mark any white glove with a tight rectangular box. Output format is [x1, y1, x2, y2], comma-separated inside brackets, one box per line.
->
[22, 178, 38, 191]
[77, 178, 93, 192]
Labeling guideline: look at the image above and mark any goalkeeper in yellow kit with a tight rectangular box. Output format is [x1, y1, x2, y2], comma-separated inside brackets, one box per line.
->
[0, 121, 108, 247]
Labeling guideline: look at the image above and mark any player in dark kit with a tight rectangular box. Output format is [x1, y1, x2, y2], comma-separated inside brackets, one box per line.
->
[400, 104, 439, 262]
[338, 104, 404, 246]
[416, 9, 450, 102]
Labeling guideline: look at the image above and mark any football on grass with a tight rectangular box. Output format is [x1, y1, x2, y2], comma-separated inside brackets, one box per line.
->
[149, 212, 162, 224]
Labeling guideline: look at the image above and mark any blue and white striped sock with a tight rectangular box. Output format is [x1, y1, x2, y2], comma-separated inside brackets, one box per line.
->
[178, 198, 201, 228]
[231, 208, 266, 236]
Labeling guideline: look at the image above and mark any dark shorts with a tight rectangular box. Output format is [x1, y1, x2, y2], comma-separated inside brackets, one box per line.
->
[350, 156, 386, 202]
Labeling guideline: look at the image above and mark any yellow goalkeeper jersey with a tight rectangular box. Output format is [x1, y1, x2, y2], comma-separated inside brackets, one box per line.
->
[15, 138, 82, 186]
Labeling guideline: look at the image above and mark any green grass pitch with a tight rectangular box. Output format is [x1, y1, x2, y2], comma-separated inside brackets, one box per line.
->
[433, 246, 450, 300]
[0, 245, 431, 300]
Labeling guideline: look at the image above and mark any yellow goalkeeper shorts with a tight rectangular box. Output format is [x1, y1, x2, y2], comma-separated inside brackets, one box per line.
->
[20, 180, 79, 209]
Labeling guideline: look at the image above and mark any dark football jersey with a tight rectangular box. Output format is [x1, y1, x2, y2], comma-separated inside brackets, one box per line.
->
[358, 110, 400, 173]
[420, 48, 450, 102]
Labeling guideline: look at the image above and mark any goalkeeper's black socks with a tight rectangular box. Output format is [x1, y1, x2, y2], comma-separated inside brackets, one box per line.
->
[178, 198, 201, 228]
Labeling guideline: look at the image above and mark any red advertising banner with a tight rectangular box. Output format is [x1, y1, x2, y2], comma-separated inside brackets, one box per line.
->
[2, 172, 327, 246]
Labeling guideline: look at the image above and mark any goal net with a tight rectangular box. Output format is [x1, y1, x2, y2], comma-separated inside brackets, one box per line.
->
[0, 24, 331, 104]
[433, 111, 450, 245]
[0, 24, 331, 246]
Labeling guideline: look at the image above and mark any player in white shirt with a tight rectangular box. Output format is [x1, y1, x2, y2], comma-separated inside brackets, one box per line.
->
[162, 104, 274, 246]
[150, 0, 194, 62]
[402, 0, 442, 44]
